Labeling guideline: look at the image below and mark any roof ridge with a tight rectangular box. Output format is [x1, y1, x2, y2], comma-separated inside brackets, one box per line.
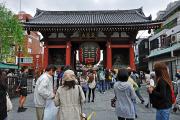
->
[34, 8, 145, 15]
[134, 7, 151, 20]
[29, 8, 45, 22]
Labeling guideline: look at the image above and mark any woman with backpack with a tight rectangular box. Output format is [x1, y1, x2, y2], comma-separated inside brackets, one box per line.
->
[147, 62, 173, 120]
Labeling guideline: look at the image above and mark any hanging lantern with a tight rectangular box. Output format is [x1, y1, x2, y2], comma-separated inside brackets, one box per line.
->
[79, 42, 100, 65]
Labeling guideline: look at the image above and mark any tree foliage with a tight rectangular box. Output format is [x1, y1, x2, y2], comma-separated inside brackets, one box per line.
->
[0, 3, 24, 57]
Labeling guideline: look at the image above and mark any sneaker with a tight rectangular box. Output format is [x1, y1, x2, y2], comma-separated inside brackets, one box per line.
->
[22, 107, 28, 111]
[135, 114, 138, 118]
[91, 100, 94, 102]
[145, 104, 149, 108]
[141, 100, 145, 104]
[17, 107, 23, 112]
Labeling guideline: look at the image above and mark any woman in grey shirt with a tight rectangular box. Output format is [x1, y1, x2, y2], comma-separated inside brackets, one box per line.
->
[114, 68, 136, 120]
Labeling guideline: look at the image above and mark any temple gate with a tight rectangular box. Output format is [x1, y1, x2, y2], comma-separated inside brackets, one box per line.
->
[24, 8, 162, 70]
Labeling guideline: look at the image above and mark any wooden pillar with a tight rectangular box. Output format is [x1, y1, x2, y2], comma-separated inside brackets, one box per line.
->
[66, 41, 71, 65]
[44, 41, 48, 69]
[106, 40, 112, 69]
[129, 44, 136, 70]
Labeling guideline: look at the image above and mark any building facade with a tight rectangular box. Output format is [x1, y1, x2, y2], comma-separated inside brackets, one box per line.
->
[148, 1, 180, 80]
[16, 12, 43, 72]
[135, 38, 149, 71]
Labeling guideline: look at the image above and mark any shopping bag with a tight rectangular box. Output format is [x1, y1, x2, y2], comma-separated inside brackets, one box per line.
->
[44, 100, 58, 120]
[6, 93, 13, 112]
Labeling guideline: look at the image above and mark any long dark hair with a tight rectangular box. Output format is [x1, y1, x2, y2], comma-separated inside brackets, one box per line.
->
[154, 62, 173, 89]
[0, 70, 7, 90]
[63, 81, 76, 90]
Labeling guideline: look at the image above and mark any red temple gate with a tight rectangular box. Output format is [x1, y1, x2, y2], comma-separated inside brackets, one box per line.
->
[24, 8, 162, 70]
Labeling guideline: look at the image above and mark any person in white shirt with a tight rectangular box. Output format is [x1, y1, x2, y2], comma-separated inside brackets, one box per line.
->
[145, 72, 155, 108]
[34, 65, 56, 120]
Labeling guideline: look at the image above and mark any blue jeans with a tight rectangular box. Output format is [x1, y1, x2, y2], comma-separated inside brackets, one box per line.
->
[105, 81, 111, 90]
[156, 108, 171, 120]
[99, 80, 105, 92]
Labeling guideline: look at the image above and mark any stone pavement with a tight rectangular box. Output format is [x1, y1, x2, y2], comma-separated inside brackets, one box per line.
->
[8, 85, 180, 120]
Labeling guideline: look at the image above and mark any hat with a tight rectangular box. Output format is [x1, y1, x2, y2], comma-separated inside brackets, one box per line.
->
[62, 70, 77, 82]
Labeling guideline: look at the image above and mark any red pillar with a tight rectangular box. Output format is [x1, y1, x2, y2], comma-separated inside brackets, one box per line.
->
[106, 41, 112, 69]
[44, 41, 48, 69]
[129, 44, 136, 70]
[66, 41, 71, 65]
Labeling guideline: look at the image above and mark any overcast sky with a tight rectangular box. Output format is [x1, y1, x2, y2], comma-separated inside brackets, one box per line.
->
[0, 0, 177, 37]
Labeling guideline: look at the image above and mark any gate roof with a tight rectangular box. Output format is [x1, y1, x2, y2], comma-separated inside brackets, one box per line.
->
[24, 8, 163, 32]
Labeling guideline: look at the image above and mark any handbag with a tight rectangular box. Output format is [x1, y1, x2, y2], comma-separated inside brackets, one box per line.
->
[111, 96, 116, 108]
[6, 93, 13, 111]
[78, 86, 87, 120]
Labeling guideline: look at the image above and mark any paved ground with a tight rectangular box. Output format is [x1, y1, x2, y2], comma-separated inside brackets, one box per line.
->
[8, 85, 180, 120]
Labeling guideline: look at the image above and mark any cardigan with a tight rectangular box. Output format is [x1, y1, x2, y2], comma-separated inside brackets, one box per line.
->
[150, 79, 172, 109]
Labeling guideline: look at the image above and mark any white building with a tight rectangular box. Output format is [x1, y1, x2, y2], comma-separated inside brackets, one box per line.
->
[148, 1, 180, 81]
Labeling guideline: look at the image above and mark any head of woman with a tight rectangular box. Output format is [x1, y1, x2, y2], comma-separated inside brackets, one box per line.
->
[154, 62, 172, 88]
[62, 70, 77, 89]
[117, 68, 129, 82]
[21, 66, 29, 73]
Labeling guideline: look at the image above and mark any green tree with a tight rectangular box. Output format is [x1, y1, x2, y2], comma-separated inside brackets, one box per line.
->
[0, 3, 24, 61]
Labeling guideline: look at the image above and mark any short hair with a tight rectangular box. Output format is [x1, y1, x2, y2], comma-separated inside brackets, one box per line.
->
[45, 64, 56, 72]
[21, 66, 28, 72]
[117, 68, 129, 82]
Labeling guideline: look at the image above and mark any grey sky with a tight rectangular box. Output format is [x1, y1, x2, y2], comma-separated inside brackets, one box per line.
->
[1, 0, 176, 19]
[0, 0, 177, 37]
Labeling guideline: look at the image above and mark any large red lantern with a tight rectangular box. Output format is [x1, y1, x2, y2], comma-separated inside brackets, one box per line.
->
[79, 42, 100, 65]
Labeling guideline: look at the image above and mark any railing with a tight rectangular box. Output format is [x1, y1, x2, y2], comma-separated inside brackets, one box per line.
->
[7, 75, 33, 98]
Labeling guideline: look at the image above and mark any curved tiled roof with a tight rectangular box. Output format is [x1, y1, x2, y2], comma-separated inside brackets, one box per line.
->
[26, 8, 153, 25]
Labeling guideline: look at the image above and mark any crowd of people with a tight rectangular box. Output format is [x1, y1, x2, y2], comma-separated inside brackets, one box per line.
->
[0, 62, 180, 120]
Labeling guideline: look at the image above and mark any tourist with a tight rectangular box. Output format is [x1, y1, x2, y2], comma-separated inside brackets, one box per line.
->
[87, 69, 96, 102]
[145, 72, 155, 108]
[80, 74, 88, 99]
[54, 70, 85, 120]
[16, 66, 29, 112]
[173, 72, 180, 112]
[148, 62, 173, 120]
[0, 70, 8, 120]
[105, 69, 112, 90]
[34, 65, 56, 120]
[114, 68, 136, 120]
[98, 67, 105, 93]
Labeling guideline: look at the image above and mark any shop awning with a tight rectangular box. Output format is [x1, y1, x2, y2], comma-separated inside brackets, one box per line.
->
[0, 63, 19, 69]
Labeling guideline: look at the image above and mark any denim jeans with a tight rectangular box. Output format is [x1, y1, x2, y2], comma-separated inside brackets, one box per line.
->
[105, 81, 111, 90]
[99, 80, 105, 92]
[135, 89, 144, 102]
[156, 108, 171, 120]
